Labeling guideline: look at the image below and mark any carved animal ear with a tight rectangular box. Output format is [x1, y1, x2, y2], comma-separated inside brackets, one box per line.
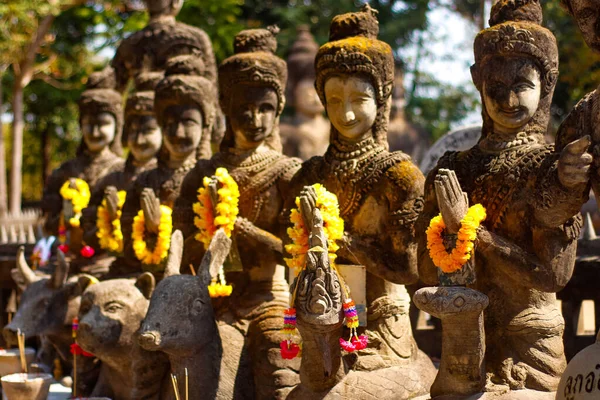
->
[198, 228, 231, 287]
[50, 251, 70, 289]
[135, 272, 156, 300]
[75, 274, 99, 297]
[14, 246, 40, 288]
[163, 230, 183, 277]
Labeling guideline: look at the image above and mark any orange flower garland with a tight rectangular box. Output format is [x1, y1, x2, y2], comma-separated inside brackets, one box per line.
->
[426, 204, 486, 273]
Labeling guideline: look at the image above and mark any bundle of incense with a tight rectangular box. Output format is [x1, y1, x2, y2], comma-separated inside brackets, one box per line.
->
[16, 329, 26, 373]
[171, 373, 181, 400]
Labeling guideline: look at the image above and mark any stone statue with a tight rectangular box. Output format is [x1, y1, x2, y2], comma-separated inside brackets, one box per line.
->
[41, 67, 124, 260]
[111, 0, 217, 93]
[416, 0, 591, 396]
[280, 26, 330, 160]
[174, 26, 302, 399]
[81, 72, 163, 263]
[121, 55, 218, 276]
[138, 230, 254, 400]
[4, 247, 100, 396]
[288, 190, 433, 399]
[387, 66, 430, 163]
[285, 5, 436, 389]
[76, 273, 168, 399]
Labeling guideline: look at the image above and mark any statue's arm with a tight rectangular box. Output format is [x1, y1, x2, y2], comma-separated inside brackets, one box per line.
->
[338, 161, 424, 285]
[532, 153, 590, 228]
[416, 169, 442, 285]
[476, 217, 579, 293]
[120, 181, 141, 265]
[173, 169, 202, 241]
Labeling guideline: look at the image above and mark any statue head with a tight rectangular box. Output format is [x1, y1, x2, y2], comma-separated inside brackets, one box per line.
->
[471, 0, 558, 138]
[315, 5, 394, 148]
[218, 26, 287, 152]
[124, 72, 164, 164]
[286, 26, 324, 117]
[154, 55, 218, 164]
[78, 67, 123, 156]
[143, 0, 183, 19]
[561, 0, 600, 51]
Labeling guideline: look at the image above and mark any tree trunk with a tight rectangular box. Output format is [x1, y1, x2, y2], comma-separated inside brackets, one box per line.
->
[42, 127, 51, 185]
[0, 68, 7, 217]
[9, 80, 24, 215]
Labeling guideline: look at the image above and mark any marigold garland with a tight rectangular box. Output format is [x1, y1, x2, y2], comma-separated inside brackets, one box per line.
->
[193, 167, 240, 249]
[426, 204, 487, 274]
[284, 183, 344, 275]
[96, 191, 127, 254]
[131, 205, 173, 265]
[60, 179, 91, 228]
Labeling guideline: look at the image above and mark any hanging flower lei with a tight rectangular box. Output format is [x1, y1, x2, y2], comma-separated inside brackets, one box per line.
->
[426, 204, 487, 274]
[193, 167, 239, 298]
[131, 205, 173, 266]
[281, 184, 367, 358]
[284, 183, 344, 275]
[96, 191, 127, 254]
[193, 168, 240, 248]
[59, 179, 91, 228]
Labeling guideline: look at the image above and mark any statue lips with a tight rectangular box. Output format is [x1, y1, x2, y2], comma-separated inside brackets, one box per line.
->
[138, 330, 162, 351]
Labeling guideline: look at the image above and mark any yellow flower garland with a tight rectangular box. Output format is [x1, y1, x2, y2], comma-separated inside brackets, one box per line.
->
[193, 167, 240, 249]
[284, 183, 344, 275]
[426, 204, 487, 274]
[131, 205, 173, 265]
[59, 179, 91, 228]
[96, 191, 127, 254]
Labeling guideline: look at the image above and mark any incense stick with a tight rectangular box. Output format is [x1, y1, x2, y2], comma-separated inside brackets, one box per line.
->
[185, 368, 189, 400]
[16, 329, 26, 373]
[189, 264, 196, 276]
[171, 374, 181, 400]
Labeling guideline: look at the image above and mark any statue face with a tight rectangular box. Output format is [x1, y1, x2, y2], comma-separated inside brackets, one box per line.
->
[229, 86, 278, 150]
[161, 105, 203, 160]
[566, 0, 600, 51]
[81, 112, 116, 154]
[294, 79, 324, 116]
[482, 57, 541, 134]
[324, 75, 377, 143]
[126, 115, 162, 164]
[143, 0, 182, 17]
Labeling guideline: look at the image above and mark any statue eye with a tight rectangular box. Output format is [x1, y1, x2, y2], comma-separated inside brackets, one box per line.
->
[104, 303, 123, 313]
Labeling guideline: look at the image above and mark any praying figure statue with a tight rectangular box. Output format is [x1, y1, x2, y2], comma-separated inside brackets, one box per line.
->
[174, 27, 302, 399]
[417, 0, 592, 395]
[285, 5, 436, 396]
[42, 67, 124, 260]
[121, 55, 218, 277]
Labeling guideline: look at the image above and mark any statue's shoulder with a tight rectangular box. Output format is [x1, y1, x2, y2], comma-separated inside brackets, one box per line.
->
[384, 152, 424, 194]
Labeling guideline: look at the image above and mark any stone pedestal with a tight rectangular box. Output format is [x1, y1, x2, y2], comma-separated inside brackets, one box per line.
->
[413, 286, 489, 398]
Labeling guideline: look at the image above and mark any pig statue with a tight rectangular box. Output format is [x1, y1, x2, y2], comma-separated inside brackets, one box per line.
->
[138, 230, 253, 400]
[77, 273, 169, 400]
[3, 247, 100, 395]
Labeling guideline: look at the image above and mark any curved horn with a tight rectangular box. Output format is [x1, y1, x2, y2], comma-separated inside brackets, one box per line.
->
[50, 250, 70, 289]
[163, 230, 183, 277]
[15, 246, 39, 287]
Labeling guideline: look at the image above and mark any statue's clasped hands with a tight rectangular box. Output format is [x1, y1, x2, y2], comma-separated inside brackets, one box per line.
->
[558, 135, 593, 189]
[103, 186, 120, 221]
[435, 169, 469, 235]
[140, 188, 161, 234]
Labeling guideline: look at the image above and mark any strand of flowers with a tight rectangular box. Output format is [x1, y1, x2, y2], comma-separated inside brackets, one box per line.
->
[132, 205, 173, 266]
[193, 167, 240, 298]
[426, 204, 487, 273]
[96, 191, 127, 255]
[281, 184, 366, 358]
[59, 179, 91, 228]
[284, 183, 344, 276]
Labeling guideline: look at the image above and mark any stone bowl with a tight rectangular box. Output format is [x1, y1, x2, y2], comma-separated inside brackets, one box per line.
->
[0, 349, 35, 377]
[1, 372, 52, 400]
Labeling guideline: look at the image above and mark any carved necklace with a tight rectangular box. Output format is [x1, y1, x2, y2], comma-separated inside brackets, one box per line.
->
[326, 137, 385, 181]
[478, 131, 543, 152]
[159, 156, 197, 204]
